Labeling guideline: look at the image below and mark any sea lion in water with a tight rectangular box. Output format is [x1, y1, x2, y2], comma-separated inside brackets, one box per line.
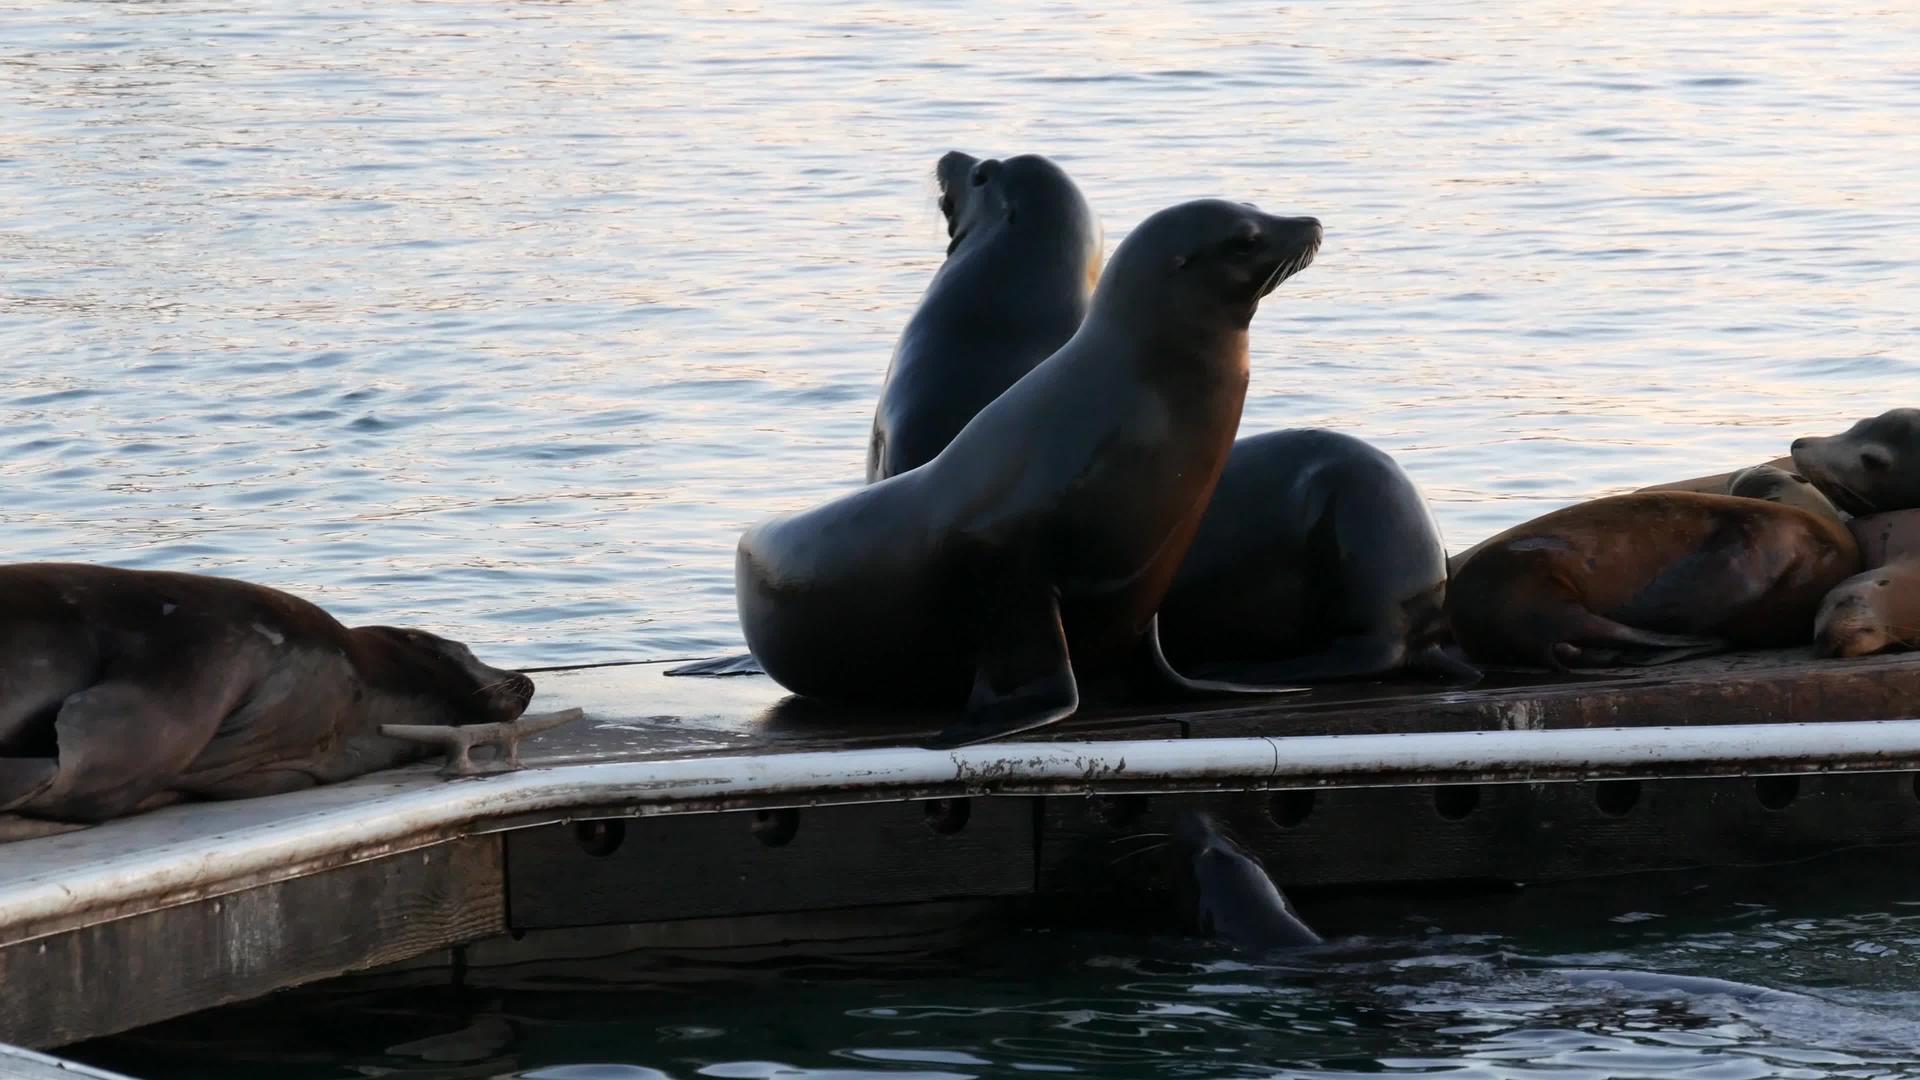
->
[1446, 491, 1860, 669]
[1814, 559, 1920, 659]
[867, 150, 1102, 482]
[737, 200, 1323, 745]
[0, 563, 536, 823]
[1791, 408, 1920, 515]
[1158, 429, 1469, 682]
[1171, 810, 1320, 950]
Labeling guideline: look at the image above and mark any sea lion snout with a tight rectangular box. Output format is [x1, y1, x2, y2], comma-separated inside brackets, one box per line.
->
[492, 671, 537, 715]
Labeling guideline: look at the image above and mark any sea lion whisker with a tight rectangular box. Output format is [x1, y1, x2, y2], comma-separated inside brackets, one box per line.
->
[471, 677, 518, 697]
[1106, 830, 1172, 852]
[1108, 839, 1171, 866]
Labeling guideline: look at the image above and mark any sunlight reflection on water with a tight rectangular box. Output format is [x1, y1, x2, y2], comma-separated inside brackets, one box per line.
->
[2, 0, 1916, 665]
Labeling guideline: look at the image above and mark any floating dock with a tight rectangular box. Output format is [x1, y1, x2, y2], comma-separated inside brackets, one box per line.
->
[7, 649, 1920, 1050]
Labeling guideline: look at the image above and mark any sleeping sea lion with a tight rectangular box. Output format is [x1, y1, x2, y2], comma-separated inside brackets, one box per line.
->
[0, 563, 536, 823]
[1791, 408, 1920, 515]
[736, 200, 1324, 745]
[867, 150, 1102, 482]
[1446, 491, 1860, 669]
[1727, 463, 1845, 518]
[1814, 559, 1920, 659]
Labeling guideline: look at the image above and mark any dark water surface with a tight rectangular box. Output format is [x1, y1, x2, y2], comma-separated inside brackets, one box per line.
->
[5, 1, 1918, 666]
[75, 853, 1920, 1078]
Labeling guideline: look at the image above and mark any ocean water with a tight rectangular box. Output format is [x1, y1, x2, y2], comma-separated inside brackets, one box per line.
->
[72, 851, 1920, 1079]
[11, 2, 1920, 1074]
[6, 0, 1916, 667]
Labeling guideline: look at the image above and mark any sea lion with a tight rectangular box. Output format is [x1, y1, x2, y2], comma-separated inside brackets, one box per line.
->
[1791, 408, 1920, 515]
[0, 563, 536, 824]
[1637, 455, 1798, 496]
[1727, 463, 1845, 518]
[736, 200, 1323, 745]
[1446, 491, 1860, 669]
[1171, 810, 1321, 950]
[867, 150, 1102, 482]
[1157, 428, 1469, 682]
[1814, 559, 1920, 659]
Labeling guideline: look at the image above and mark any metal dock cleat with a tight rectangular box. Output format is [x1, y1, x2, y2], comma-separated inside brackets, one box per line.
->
[382, 708, 586, 777]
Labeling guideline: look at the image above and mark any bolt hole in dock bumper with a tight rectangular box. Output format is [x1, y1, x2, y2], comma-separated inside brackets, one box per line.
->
[12, 714, 1920, 1050]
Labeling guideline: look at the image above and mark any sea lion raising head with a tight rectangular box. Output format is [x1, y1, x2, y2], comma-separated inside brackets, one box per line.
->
[1791, 408, 1920, 515]
[867, 151, 1102, 482]
[740, 199, 1322, 745]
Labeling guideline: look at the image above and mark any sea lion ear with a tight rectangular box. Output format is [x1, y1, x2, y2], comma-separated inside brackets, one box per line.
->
[1172, 253, 1189, 270]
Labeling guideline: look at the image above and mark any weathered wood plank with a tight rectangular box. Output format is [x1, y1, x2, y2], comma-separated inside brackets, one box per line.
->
[0, 837, 503, 1050]
[507, 799, 1035, 929]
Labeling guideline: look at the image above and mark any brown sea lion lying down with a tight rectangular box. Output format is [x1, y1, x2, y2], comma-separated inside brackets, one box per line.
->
[0, 563, 537, 825]
[1815, 559, 1920, 659]
[1446, 490, 1860, 669]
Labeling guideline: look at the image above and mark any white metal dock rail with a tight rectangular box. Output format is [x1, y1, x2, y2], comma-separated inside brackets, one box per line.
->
[9, 719, 1920, 945]
[10, 707, 1920, 1051]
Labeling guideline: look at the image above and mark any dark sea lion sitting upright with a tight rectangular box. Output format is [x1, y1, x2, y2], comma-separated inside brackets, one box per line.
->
[1446, 491, 1859, 669]
[868, 151, 1102, 482]
[1791, 408, 1920, 515]
[1157, 429, 1466, 682]
[0, 564, 536, 824]
[737, 200, 1324, 745]
[1171, 810, 1321, 951]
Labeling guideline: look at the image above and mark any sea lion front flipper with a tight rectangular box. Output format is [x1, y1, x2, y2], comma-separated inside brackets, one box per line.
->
[1612, 523, 1797, 634]
[32, 679, 226, 822]
[0, 760, 57, 815]
[928, 587, 1079, 748]
[663, 652, 765, 678]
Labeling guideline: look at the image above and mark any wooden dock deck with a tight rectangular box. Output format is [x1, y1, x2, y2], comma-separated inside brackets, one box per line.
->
[7, 649, 1920, 1050]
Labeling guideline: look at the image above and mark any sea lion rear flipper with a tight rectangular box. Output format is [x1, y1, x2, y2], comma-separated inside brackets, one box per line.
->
[1192, 635, 1482, 685]
[1135, 617, 1314, 700]
[663, 653, 765, 678]
[1549, 612, 1726, 668]
[928, 586, 1079, 748]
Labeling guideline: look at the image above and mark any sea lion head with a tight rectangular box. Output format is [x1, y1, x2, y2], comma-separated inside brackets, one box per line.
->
[1095, 199, 1322, 329]
[1791, 408, 1920, 515]
[935, 150, 1100, 266]
[353, 626, 536, 724]
[1814, 576, 1896, 658]
[1727, 464, 1843, 520]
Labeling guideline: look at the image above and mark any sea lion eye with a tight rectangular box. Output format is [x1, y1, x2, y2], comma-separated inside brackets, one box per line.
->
[1229, 229, 1263, 253]
[1862, 451, 1891, 473]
